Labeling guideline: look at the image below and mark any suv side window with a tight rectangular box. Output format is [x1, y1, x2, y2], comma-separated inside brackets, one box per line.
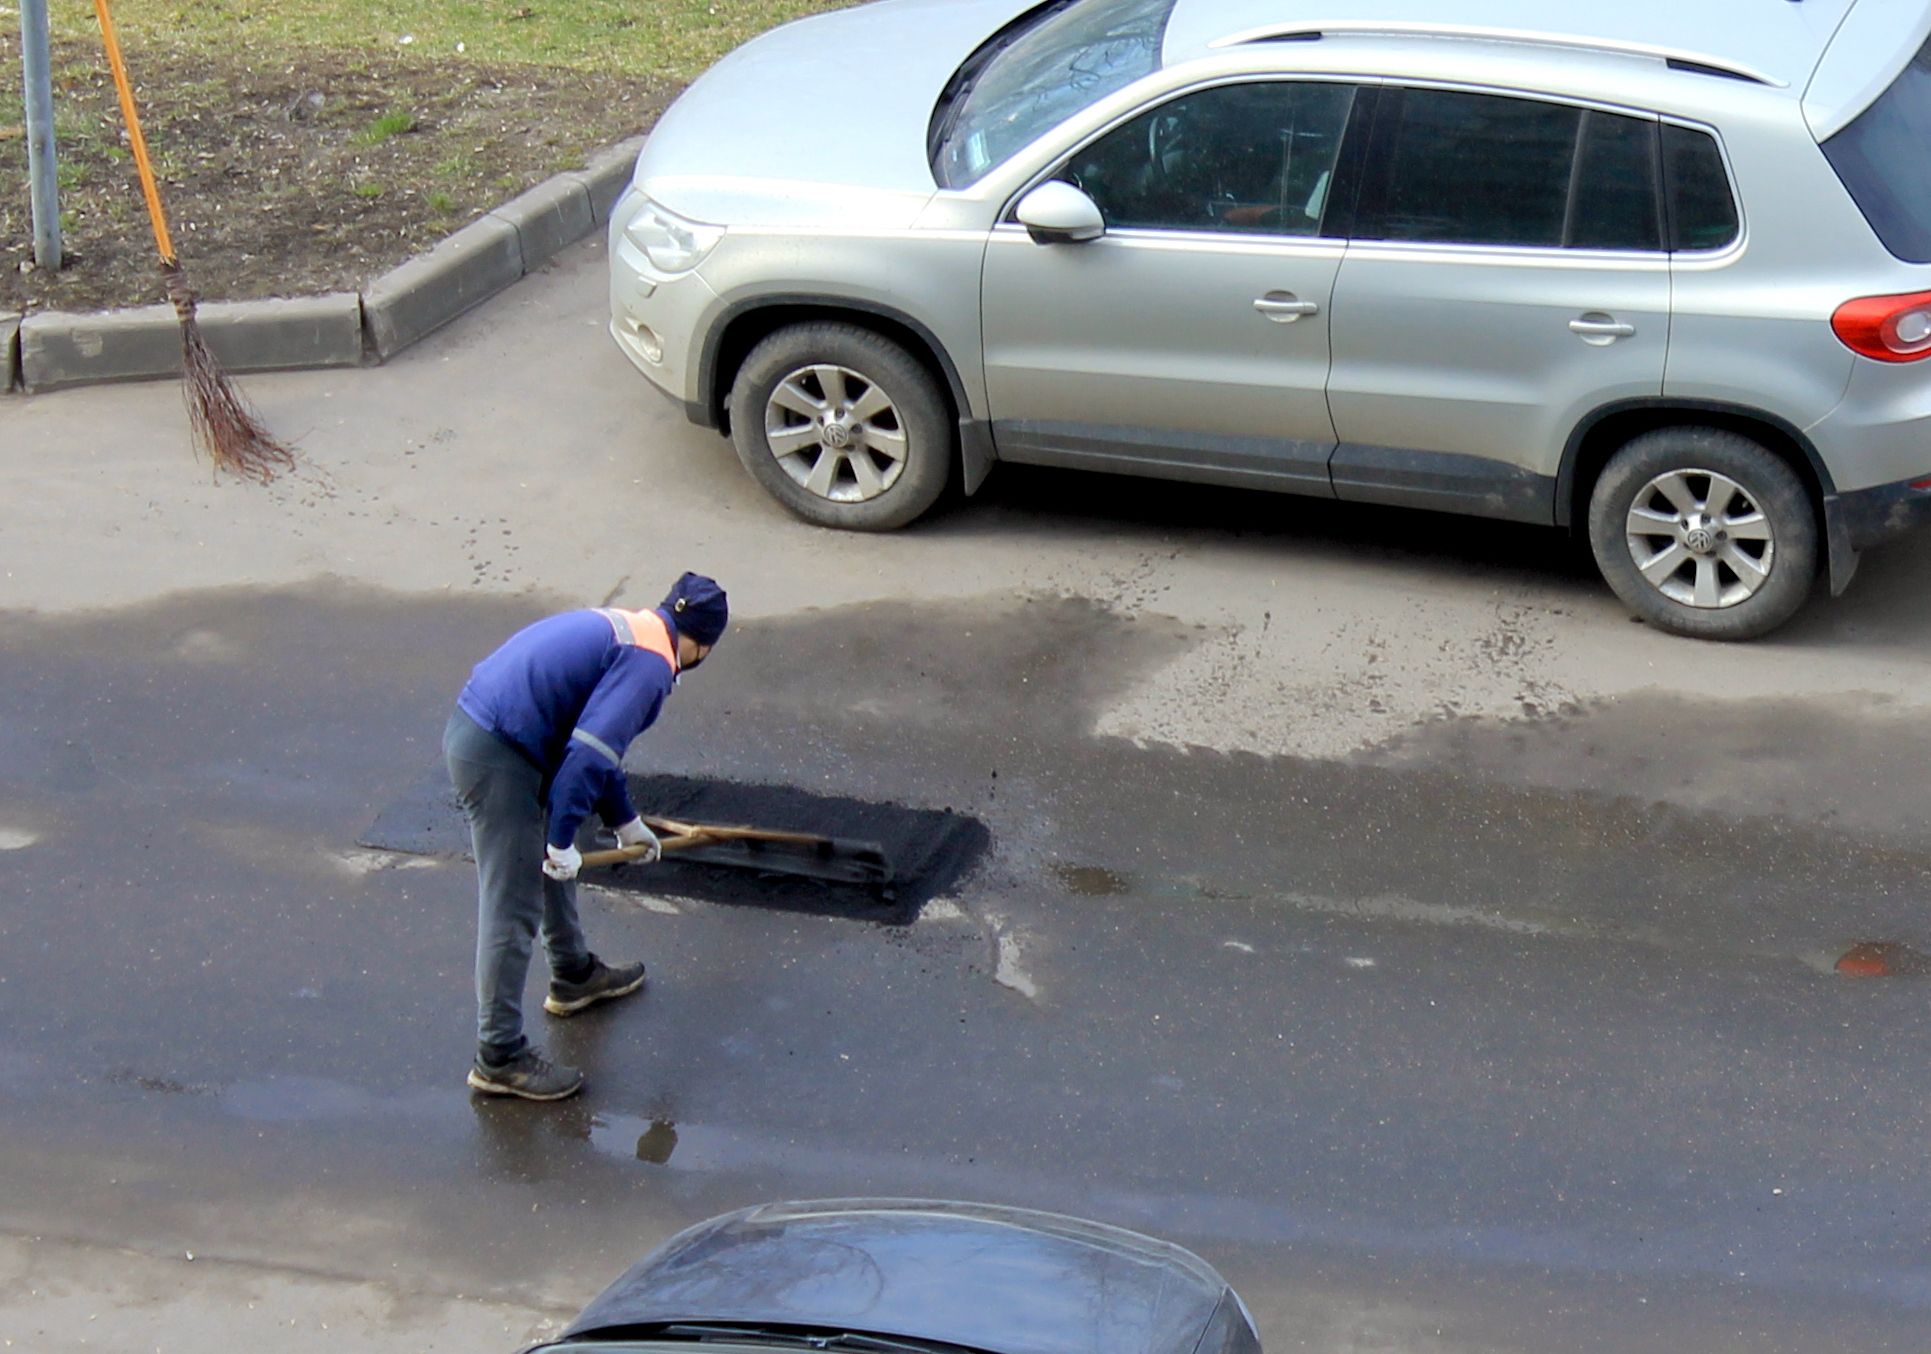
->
[1357, 87, 1663, 251]
[1058, 81, 1357, 237]
[1662, 124, 1740, 251]
[1571, 110, 1663, 251]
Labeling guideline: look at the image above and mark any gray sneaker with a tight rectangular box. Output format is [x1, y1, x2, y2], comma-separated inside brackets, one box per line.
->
[544, 956, 647, 1017]
[466, 1046, 584, 1101]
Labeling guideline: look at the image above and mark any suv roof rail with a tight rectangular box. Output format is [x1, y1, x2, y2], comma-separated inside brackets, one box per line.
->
[1210, 21, 1784, 87]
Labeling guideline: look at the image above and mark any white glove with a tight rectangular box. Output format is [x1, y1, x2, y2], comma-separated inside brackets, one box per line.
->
[614, 816, 662, 864]
[542, 843, 582, 881]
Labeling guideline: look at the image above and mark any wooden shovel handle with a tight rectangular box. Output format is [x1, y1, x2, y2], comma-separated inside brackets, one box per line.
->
[638, 815, 839, 848]
[579, 819, 836, 870]
[580, 833, 708, 869]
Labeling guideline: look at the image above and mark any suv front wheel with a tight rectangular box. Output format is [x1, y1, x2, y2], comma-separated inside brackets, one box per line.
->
[728, 322, 953, 531]
[1586, 428, 1818, 641]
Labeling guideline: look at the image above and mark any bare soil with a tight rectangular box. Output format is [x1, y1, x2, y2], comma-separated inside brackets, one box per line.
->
[0, 36, 672, 314]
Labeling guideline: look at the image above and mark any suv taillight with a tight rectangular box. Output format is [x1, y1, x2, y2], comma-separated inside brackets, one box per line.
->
[1832, 291, 1931, 362]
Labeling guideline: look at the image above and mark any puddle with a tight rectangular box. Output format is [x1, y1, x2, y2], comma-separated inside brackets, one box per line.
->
[584, 1114, 919, 1181]
[1051, 863, 1129, 896]
[588, 1113, 722, 1168]
[362, 768, 990, 924]
[635, 1119, 680, 1164]
[1835, 942, 1931, 978]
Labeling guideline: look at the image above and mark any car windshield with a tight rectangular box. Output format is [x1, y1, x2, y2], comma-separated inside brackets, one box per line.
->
[931, 0, 1176, 189]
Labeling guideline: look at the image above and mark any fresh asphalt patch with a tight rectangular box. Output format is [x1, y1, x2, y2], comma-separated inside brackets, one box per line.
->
[360, 766, 989, 924]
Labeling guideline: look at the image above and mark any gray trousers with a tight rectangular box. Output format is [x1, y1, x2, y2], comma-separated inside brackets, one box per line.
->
[443, 708, 591, 1058]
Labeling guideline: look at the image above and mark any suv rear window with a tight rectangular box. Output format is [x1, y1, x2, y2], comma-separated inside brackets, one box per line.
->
[1354, 88, 1663, 251]
[1823, 32, 1931, 264]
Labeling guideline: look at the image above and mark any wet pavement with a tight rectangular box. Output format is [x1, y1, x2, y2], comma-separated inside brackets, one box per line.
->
[5, 239, 1931, 1352]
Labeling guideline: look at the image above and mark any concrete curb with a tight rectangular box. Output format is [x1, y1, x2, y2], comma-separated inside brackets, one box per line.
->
[489, 175, 593, 277]
[570, 139, 651, 227]
[3, 314, 19, 393]
[20, 293, 364, 393]
[5, 134, 644, 395]
[362, 214, 523, 360]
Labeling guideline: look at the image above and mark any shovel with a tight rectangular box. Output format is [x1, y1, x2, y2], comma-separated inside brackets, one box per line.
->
[579, 815, 894, 891]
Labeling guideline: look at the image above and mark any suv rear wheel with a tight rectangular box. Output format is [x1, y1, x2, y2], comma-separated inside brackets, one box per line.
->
[727, 322, 953, 531]
[1587, 428, 1818, 641]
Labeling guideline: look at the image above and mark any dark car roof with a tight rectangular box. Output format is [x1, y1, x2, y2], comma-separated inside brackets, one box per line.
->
[562, 1199, 1232, 1354]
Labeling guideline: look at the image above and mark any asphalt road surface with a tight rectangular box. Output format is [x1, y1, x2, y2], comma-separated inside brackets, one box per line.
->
[4, 238, 1930, 1353]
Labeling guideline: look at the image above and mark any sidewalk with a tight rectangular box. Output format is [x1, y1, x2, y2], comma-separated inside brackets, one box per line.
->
[0, 1232, 570, 1353]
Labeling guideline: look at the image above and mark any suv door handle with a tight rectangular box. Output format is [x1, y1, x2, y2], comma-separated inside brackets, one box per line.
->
[1255, 292, 1320, 323]
[1569, 315, 1636, 340]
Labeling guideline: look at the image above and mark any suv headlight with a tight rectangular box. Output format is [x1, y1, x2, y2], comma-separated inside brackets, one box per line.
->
[624, 197, 724, 275]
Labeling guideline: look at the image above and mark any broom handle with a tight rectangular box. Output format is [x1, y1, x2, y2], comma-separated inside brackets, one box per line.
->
[92, 0, 175, 264]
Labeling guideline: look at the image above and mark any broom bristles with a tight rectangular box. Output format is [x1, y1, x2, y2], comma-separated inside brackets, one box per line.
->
[164, 261, 297, 484]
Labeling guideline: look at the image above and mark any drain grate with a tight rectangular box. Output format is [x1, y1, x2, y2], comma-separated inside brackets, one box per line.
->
[361, 767, 988, 924]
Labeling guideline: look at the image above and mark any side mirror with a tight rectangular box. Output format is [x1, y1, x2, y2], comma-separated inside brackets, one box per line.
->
[1015, 182, 1105, 244]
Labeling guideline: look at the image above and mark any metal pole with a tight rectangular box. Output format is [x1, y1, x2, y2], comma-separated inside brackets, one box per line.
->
[20, 0, 63, 269]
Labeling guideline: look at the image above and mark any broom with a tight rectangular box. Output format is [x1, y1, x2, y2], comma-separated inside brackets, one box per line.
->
[91, 0, 295, 483]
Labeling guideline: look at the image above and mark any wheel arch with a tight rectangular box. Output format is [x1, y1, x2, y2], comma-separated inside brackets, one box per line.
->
[698, 296, 996, 494]
[1557, 399, 1836, 530]
[1559, 399, 1857, 597]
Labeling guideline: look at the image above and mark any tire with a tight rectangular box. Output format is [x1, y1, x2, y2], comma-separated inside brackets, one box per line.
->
[1586, 427, 1818, 641]
[727, 323, 953, 531]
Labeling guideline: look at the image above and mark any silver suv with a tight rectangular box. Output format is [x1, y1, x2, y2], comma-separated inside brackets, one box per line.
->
[609, 0, 1931, 640]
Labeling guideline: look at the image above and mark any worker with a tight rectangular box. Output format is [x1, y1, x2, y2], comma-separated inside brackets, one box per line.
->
[442, 572, 728, 1101]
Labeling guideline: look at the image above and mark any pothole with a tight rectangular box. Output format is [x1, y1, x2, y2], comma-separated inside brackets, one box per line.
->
[361, 767, 989, 924]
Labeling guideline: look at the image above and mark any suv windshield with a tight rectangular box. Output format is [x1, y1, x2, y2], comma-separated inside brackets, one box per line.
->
[1823, 31, 1931, 263]
[931, 0, 1176, 189]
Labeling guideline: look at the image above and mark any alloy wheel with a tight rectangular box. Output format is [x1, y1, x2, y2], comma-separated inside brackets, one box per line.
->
[763, 364, 908, 503]
[1623, 467, 1776, 609]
